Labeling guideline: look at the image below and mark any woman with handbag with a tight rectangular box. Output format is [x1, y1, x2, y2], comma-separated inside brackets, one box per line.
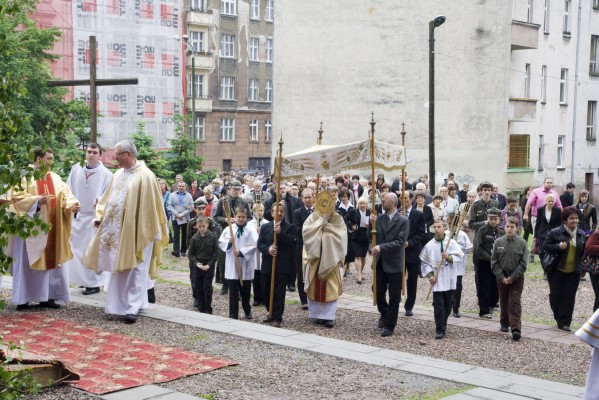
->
[345, 197, 371, 284]
[582, 228, 599, 311]
[543, 206, 587, 331]
[534, 194, 561, 261]
[336, 188, 355, 276]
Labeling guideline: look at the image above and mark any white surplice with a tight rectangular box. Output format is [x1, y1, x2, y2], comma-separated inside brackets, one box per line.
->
[219, 224, 258, 281]
[420, 236, 464, 292]
[64, 162, 112, 288]
[445, 229, 473, 277]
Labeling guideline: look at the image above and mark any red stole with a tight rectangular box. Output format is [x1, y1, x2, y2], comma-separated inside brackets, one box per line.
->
[37, 173, 58, 270]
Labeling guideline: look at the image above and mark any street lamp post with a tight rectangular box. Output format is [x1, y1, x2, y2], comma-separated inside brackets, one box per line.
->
[428, 15, 445, 195]
[175, 35, 196, 139]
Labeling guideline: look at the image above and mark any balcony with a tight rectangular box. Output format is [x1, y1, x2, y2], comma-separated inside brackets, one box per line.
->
[186, 97, 212, 113]
[511, 20, 540, 51]
[187, 9, 214, 26]
[186, 52, 214, 70]
[508, 97, 537, 122]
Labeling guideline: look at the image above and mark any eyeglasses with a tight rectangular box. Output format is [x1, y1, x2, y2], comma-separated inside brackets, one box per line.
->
[116, 151, 129, 157]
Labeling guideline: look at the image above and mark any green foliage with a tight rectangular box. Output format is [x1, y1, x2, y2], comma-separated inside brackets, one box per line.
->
[131, 121, 174, 180]
[166, 113, 204, 185]
[0, 341, 42, 399]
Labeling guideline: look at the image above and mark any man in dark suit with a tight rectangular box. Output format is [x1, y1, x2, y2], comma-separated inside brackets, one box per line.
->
[292, 189, 314, 308]
[370, 192, 410, 337]
[258, 202, 296, 328]
[401, 191, 426, 316]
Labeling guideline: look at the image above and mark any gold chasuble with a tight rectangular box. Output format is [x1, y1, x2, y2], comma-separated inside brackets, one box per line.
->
[7, 172, 78, 271]
[83, 161, 169, 279]
[302, 211, 347, 303]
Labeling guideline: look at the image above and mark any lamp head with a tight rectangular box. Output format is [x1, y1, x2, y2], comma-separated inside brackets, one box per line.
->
[432, 16, 446, 28]
[182, 34, 189, 41]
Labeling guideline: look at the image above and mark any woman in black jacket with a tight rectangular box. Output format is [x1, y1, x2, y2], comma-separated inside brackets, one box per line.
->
[534, 194, 561, 251]
[577, 190, 597, 236]
[543, 206, 587, 331]
[345, 197, 371, 284]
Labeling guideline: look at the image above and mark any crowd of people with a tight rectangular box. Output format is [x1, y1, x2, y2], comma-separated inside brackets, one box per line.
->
[3, 145, 599, 345]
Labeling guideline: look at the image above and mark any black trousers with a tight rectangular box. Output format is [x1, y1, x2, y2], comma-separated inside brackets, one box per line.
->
[475, 259, 498, 315]
[228, 279, 252, 319]
[294, 248, 307, 305]
[261, 272, 288, 322]
[452, 275, 463, 313]
[376, 261, 402, 331]
[216, 249, 228, 290]
[547, 269, 580, 328]
[403, 260, 421, 311]
[253, 269, 264, 304]
[591, 273, 599, 312]
[433, 290, 454, 333]
[172, 221, 188, 255]
[286, 243, 297, 287]
[193, 266, 214, 313]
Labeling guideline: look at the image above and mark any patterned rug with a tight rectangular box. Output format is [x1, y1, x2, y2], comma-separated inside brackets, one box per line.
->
[0, 313, 236, 394]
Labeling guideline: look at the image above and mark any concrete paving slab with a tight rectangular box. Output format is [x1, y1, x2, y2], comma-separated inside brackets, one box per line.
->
[150, 392, 199, 399]
[101, 384, 174, 400]
[444, 387, 533, 400]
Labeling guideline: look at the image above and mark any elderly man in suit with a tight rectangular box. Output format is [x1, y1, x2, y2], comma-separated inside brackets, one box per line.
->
[167, 181, 194, 257]
[370, 192, 410, 337]
[401, 191, 426, 317]
[292, 188, 315, 309]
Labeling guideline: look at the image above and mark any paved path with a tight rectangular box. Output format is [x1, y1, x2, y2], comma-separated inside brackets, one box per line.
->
[1, 277, 585, 399]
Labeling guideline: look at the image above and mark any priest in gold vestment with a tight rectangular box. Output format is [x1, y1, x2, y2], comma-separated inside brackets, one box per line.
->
[302, 191, 347, 327]
[6, 148, 80, 309]
[83, 140, 169, 324]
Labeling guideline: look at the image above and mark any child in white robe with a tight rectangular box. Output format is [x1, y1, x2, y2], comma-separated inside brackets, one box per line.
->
[420, 219, 464, 339]
[247, 203, 265, 306]
[219, 208, 258, 320]
[576, 308, 599, 400]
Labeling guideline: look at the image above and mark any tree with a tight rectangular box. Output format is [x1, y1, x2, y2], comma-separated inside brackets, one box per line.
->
[167, 112, 205, 185]
[131, 121, 173, 180]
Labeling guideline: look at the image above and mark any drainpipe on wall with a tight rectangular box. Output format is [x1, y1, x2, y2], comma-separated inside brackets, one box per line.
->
[570, 0, 582, 184]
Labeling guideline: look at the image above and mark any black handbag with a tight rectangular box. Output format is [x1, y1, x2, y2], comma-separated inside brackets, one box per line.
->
[540, 250, 558, 273]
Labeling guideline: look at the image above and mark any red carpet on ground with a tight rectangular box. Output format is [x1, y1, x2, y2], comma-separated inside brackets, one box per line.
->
[0, 313, 236, 394]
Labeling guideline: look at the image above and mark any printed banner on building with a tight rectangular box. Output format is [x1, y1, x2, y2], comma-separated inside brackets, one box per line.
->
[280, 139, 406, 178]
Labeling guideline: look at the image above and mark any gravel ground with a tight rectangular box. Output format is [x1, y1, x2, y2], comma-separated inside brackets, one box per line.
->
[157, 250, 594, 386]
[0, 295, 464, 400]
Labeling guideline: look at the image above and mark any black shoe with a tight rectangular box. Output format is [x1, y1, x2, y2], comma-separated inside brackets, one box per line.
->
[512, 329, 521, 341]
[315, 319, 326, 325]
[263, 316, 274, 323]
[435, 331, 445, 340]
[82, 287, 100, 295]
[245, 313, 253, 320]
[39, 300, 60, 309]
[171, 252, 180, 258]
[220, 287, 228, 295]
[16, 303, 31, 311]
[301, 304, 309, 310]
[404, 309, 413, 317]
[381, 328, 393, 337]
[558, 326, 571, 332]
[124, 314, 137, 324]
[324, 320, 334, 328]
[453, 312, 461, 318]
[252, 301, 260, 306]
[500, 325, 509, 332]
[147, 288, 156, 304]
[479, 313, 492, 319]
[287, 285, 296, 292]
[181, 252, 187, 257]
[378, 318, 385, 329]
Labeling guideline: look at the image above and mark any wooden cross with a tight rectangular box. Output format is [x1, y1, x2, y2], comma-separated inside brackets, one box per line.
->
[47, 36, 139, 142]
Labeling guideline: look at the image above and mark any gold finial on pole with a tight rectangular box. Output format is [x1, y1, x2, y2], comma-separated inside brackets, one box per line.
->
[369, 112, 377, 306]
[317, 122, 324, 145]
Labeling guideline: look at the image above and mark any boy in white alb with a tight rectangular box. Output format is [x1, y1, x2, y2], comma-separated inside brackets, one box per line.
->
[247, 203, 265, 306]
[219, 208, 258, 320]
[421, 219, 464, 339]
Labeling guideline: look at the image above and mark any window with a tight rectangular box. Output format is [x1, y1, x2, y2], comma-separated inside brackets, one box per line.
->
[189, 116, 205, 141]
[588, 101, 597, 140]
[563, 0, 571, 34]
[190, 0, 207, 12]
[540, 65, 547, 102]
[265, 38, 273, 62]
[591, 35, 599, 76]
[543, 0, 550, 33]
[249, 120, 259, 141]
[220, 34, 235, 58]
[221, 0, 236, 15]
[557, 135, 565, 168]
[538, 135, 544, 170]
[190, 31, 204, 53]
[594, 0, 599, 10]
[187, 73, 204, 97]
[250, 0, 259, 19]
[527, 0, 534, 23]
[560, 68, 568, 104]
[220, 118, 235, 141]
[265, 119, 272, 142]
[249, 38, 259, 61]
[265, 0, 273, 21]
[265, 80, 272, 102]
[249, 79, 259, 101]
[508, 135, 530, 168]
[220, 76, 235, 100]
[524, 64, 531, 98]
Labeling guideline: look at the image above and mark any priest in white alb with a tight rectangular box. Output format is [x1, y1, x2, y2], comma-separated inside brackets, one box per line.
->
[64, 143, 112, 295]
[6, 148, 80, 309]
[83, 140, 169, 324]
[302, 191, 347, 328]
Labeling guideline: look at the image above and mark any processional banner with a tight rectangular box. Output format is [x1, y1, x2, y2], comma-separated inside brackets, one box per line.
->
[279, 139, 406, 178]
